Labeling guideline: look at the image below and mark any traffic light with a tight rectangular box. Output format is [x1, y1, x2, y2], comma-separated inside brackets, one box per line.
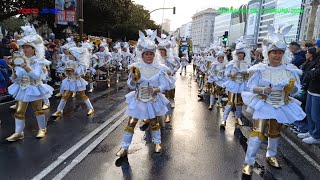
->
[222, 31, 228, 46]
[173, 7, 176, 14]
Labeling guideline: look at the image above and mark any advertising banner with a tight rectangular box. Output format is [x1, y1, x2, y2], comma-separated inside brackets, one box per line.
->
[55, 0, 77, 25]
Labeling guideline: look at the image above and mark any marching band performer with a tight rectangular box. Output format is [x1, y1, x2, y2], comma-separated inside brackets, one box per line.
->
[207, 49, 228, 110]
[116, 30, 170, 157]
[241, 25, 306, 175]
[82, 41, 98, 93]
[180, 52, 189, 75]
[222, 37, 251, 127]
[157, 34, 179, 122]
[55, 38, 77, 97]
[121, 42, 132, 72]
[52, 46, 94, 117]
[111, 43, 123, 82]
[6, 24, 54, 141]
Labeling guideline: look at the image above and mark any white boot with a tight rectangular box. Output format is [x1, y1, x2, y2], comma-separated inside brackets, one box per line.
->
[121, 132, 134, 150]
[43, 98, 50, 106]
[15, 119, 25, 133]
[84, 99, 94, 109]
[244, 136, 262, 165]
[235, 106, 242, 119]
[57, 99, 67, 112]
[36, 114, 47, 129]
[266, 137, 281, 168]
[223, 105, 232, 122]
[266, 137, 280, 158]
[209, 95, 215, 106]
[151, 129, 161, 145]
[84, 99, 94, 115]
[6, 119, 25, 141]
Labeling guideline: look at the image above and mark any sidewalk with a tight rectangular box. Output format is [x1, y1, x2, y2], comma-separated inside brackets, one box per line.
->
[241, 106, 320, 166]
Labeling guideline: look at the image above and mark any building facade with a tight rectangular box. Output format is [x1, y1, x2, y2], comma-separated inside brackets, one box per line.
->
[229, 5, 248, 47]
[274, 0, 304, 42]
[257, 0, 277, 43]
[245, 0, 262, 47]
[299, 0, 320, 42]
[179, 22, 192, 39]
[191, 8, 218, 52]
[213, 13, 232, 46]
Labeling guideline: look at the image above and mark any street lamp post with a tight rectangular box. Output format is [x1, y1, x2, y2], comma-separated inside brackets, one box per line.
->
[147, 7, 176, 34]
[79, 0, 84, 42]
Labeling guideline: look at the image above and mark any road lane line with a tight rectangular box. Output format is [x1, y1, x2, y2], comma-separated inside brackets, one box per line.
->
[32, 106, 127, 180]
[52, 114, 127, 180]
[281, 132, 320, 171]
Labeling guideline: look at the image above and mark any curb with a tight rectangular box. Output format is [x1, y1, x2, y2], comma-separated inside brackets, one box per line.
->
[241, 106, 320, 166]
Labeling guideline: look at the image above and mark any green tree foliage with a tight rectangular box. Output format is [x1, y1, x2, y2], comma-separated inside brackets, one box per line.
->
[0, 17, 25, 33]
[1, 0, 160, 40]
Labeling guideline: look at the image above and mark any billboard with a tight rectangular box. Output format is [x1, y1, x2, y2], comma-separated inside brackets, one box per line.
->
[246, 1, 260, 45]
[55, 0, 77, 25]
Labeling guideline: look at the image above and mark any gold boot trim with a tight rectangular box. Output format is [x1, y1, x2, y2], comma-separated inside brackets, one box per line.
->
[87, 109, 94, 115]
[116, 148, 128, 157]
[266, 157, 281, 168]
[155, 144, 162, 153]
[52, 111, 63, 117]
[42, 104, 50, 110]
[36, 128, 47, 138]
[249, 132, 265, 141]
[6, 132, 24, 142]
[242, 164, 253, 175]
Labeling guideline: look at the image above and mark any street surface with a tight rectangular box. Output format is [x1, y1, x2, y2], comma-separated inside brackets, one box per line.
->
[0, 66, 320, 180]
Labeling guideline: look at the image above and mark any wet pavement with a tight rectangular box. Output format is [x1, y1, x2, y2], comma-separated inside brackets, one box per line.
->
[1, 66, 320, 180]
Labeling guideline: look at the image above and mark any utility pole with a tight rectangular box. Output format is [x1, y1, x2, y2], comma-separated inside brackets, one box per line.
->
[79, 0, 84, 42]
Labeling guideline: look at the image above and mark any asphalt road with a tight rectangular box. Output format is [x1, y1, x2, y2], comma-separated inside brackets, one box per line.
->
[0, 67, 319, 180]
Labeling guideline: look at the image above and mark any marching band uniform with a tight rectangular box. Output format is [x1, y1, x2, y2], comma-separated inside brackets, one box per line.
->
[180, 52, 188, 75]
[207, 50, 227, 110]
[94, 40, 112, 85]
[55, 38, 77, 97]
[121, 42, 132, 72]
[222, 37, 251, 127]
[82, 42, 97, 93]
[241, 25, 306, 175]
[157, 34, 179, 122]
[52, 47, 94, 117]
[6, 24, 54, 141]
[111, 43, 124, 82]
[116, 30, 170, 157]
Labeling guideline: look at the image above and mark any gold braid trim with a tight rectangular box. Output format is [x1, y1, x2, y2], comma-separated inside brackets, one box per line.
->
[249, 131, 265, 141]
[34, 110, 45, 115]
[15, 114, 26, 120]
[124, 126, 134, 134]
[267, 132, 281, 138]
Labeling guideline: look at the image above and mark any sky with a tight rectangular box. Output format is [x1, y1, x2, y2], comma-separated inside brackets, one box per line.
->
[133, 0, 251, 31]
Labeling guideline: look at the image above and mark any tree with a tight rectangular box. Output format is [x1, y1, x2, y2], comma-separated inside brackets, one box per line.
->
[0, 17, 25, 33]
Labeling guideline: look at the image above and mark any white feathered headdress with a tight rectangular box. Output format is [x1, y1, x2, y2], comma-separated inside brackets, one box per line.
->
[68, 47, 89, 69]
[233, 36, 251, 63]
[137, 30, 157, 54]
[262, 24, 293, 64]
[157, 34, 171, 50]
[17, 23, 45, 59]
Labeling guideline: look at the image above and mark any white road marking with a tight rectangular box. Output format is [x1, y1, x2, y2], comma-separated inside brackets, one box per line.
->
[281, 132, 320, 171]
[31, 107, 127, 180]
[52, 114, 127, 180]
